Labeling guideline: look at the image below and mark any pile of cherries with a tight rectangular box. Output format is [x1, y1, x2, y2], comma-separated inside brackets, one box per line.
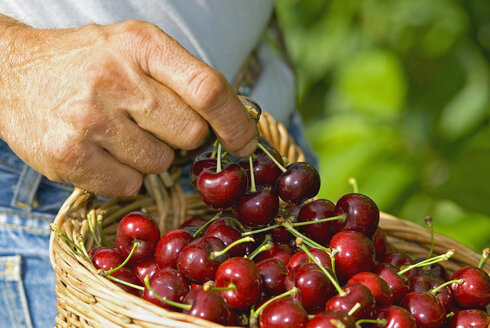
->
[84, 141, 489, 328]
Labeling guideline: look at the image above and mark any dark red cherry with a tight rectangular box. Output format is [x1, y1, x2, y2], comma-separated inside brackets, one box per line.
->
[285, 263, 335, 312]
[276, 162, 320, 204]
[329, 230, 376, 282]
[271, 226, 294, 244]
[325, 283, 376, 321]
[155, 229, 193, 269]
[234, 185, 279, 227]
[204, 218, 246, 257]
[287, 248, 332, 272]
[372, 305, 417, 328]
[372, 227, 388, 262]
[142, 267, 189, 310]
[195, 163, 248, 209]
[374, 263, 410, 304]
[116, 211, 160, 263]
[190, 151, 217, 186]
[414, 260, 449, 281]
[450, 266, 490, 309]
[109, 267, 143, 296]
[176, 236, 228, 284]
[258, 297, 309, 328]
[409, 275, 453, 312]
[306, 310, 356, 328]
[257, 258, 288, 296]
[382, 252, 414, 270]
[179, 216, 207, 229]
[131, 257, 158, 282]
[400, 291, 446, 328]
[89, 247, 124, 271]
[238, 144, 284, 187]
[183, 286, 232, 325]
[347, 271, 394, 306]
[254, 242, 294, 266]
[332, 193, 379, 238]
[447, 309, 490, 328]
[297, 199, 336, 246]
[215, 257, 261, 310]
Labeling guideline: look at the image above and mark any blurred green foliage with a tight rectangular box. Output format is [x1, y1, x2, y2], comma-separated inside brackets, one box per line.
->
[275, 0, 490, 251]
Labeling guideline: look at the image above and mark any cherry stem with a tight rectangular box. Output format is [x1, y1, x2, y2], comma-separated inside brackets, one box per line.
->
[211, 140, 219, 159]
[425, 216, 434, 258]
[330, 248, 339, 283]
[281, 219, 331, 255]
[291, 214, 346, 227]
[297, 239, 345, 296]
[50, 223, 91, 262]
[348, 177, 359, 193]
[356, 319, 387, 326]
[431, 279, 465, 295]
[76, 235, 93, 264]
[97, 215, 111, 247]
[193, 211, 222, 238]
[398, 249, 454, 276]
[249, 287, 299, 327]
[105, 241, 139, 276]
[210, 236, 255, 260]
[347, 302, 361, 316]
[478, 248, 489, 269]
[257, 143, 286, 173]
[446, 312, 455, 319]
[329, 320, 348, 328]
[104, 273, 144, 291]
[242, 224, 280, 237]
[249, 156, 256, 192]
[86, 210, 101, 247]
[216, 143, 222, 173]
[203, 281, 236, 292]
[247, 235, 273, 261]
[143, 275, 191, 310]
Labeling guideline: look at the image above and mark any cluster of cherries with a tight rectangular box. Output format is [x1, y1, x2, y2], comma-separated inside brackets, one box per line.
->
[80, 141, 489, 328]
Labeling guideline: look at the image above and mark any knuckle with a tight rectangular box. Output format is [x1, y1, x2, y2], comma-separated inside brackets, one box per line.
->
[187, 68, 227, 111]
[152, 149, 174, 173]
[48, 137, 85, 171]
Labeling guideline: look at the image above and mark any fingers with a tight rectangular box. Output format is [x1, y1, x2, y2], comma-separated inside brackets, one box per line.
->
[121, 21, 258, 157]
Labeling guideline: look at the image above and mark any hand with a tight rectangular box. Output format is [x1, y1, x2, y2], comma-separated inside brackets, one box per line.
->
[0, 20, 258, 196]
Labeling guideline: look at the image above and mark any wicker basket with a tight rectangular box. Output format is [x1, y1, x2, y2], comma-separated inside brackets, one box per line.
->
[49, 112, 489, 328]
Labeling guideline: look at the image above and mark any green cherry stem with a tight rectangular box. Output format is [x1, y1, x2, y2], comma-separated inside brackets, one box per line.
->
[348, 177, 359, 194]
[216, 143, 222, 173]
[257, 143, 286, 173]
[249, 155, 257, 193]
[143, 275, 190, 310]
[431, 279, 465, 295]
[249, 287, 299, 327]
[86, 210, 101, 247]
[478, 248, 489, 269]
[203, 281, 236, 292]
[104, 274, 145, 291]
[330, 248, 339, 283]
[211, 140, 219, 159]
[281, 219, 331, 254]
[398, 249, 454, 276]
[297, 239, 345, 296]
[425, 216, 434, 258]
[76, 235, 93, 264]
[347, 302, 361, 316]
[242, 224, 280, 237]
[104, 241, 139, 276]
[356, 319, 387, 326]
[97, 215, 111, 247]
[50, 223, 86, 259]
[291, 214, 346, 227]
[192, 211, 223, 238]
[247, 235, 273, 261]
[210, 236, 255, 260]
[446, 312, 455, 319]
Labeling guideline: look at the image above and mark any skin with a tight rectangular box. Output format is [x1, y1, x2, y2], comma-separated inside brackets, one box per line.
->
[0, 15, 258, 196]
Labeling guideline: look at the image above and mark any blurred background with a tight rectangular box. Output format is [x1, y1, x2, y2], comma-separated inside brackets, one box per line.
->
[274, 0, 490, 251]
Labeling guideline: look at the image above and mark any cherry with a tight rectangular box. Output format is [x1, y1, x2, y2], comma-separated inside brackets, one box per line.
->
[347, 271, 394, 306]
[258, 297, 309, 328]
[276, 162, 321, 204]
[374, 263, 410, 304]
[183, 286, 232, 325]
[89, 247, 124, 271]
[372, 227, 388, 262]
[410, 275, 453, 312]
[414, 260, 449, 281]
[296, 199, 336, 247]
[400, 291, 446, 328]
[271, 226, 294, 244]
[116, 211, 160, 263]
[253, 242, 294, 266]
[189, 151, 217, 186]
[329, 230, 376, 282]
[238, 144, 284, 187]
[285, 262, 336, 312]
[195, 163, 248, 209]
[287, 248, 332, 272]
[450, 266, 490, 308]
[131, 257, 158, 282]
[234, 185, 279, 227]
[109, 267, 144, 296]
[332, 193, 379, 238]
[179, 216, 207, 230]
[204, 218, 246, 257]
[382, 252, 414, 270]
[257, 258, 288, 296]
[142, 267, 189, 310]
[447, 309, 490, 328]
[176, 236, 228, 284]
[155, 228, 193, 269]
[325, 283, 376, 321]
[306, 310, 356, 328]
[371, 305, 416, 328]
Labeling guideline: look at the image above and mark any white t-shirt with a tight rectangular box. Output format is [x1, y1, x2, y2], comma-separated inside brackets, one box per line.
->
[0, 0, 295, 123]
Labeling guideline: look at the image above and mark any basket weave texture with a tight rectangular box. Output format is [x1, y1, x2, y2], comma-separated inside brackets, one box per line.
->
[49, 112, 489, 328]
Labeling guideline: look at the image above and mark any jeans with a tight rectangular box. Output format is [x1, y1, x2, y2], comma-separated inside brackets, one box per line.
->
[0, 110, 316, 328]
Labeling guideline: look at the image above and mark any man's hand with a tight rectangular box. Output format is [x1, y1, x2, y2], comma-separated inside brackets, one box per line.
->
[0, 20, 258, 196]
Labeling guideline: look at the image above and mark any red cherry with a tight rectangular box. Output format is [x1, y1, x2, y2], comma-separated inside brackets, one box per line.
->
[287, 248, 332, 272]
[183, 286, 232, 325]
[374, 263, 410, 304]
[332, 193, 379, 238]
[234, 185, 279, 227]
[89, 247, 124, 271]
[382, 252, 414, 270]
[372, 227, 388, 261]
[414, 260, 449, 281]
[409, 275, 453, 312]
[297, 199, 336, 247]
[447, 309, 490, 328]
[400, 291, 446, 328]
[258, 297, 309, 328]
[116, 212, 160, 263]
[254, 242, 294, 266]
[450, 266, 490, 309]
[215, 257, 261, 310]
[131, 257, 158, 282]
[306, 310, 356, 328]
[195, 163, 247, 209]
[142, 267, 189, 310]
[257, 258, 288, 296]
[325, 283, 376, 321]
[372, 305, 417, 328]
[189, 151, 217, 186]
[238, 144, 284, 187]
[329, 230, 376, 282]
[204, 218, 246, 257]
[109, 267, 143, 296]
[155, 229, 193, 269]
[347, 271, 394, 306]
[276, 162, 321, 204]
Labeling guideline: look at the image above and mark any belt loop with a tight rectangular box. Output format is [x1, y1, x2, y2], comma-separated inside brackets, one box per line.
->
[11, 165, 42, 211]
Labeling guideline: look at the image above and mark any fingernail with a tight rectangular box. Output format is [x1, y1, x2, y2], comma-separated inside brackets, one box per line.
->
[237, 137, 258, 158]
